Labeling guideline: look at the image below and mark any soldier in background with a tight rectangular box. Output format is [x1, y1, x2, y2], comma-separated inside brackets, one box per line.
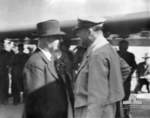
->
[117, 40, 137, 118]
[134, 52, 150, 93]
[59, 38, 74, 80]
[0, 38, 14, 104]
[118, 40, 137, 99]
[11, 43, 29, 104]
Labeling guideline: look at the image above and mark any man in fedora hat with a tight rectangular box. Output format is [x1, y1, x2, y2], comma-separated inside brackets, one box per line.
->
[74, 19, 124, 118]
[23, 20, 74, 118]
[134, 52, 150, 93]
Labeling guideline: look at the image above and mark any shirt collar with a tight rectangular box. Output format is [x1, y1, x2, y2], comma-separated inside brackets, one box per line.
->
[90, 35, 109, 52]
[40, 48, 52, 61]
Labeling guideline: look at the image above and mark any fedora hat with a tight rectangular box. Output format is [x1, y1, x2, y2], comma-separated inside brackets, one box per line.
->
[35, 20, 65, 37]
[73, 19, 103, 33]
[143, 52, 150, 59]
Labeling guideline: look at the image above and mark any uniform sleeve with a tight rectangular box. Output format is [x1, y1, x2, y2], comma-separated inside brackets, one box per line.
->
[23, 65, 45, 94]
[86, 54, 109, 118]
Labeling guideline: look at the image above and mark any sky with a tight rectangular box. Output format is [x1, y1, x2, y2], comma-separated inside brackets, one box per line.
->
[0, 0, 149, 31]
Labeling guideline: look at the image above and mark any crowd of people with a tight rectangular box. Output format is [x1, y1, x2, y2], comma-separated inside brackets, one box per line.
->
[0, 19, 150, 118]
[0, 40, 30, 105]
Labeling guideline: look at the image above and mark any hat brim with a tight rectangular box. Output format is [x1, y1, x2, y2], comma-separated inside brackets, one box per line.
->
[32, 31, 65, 37]
[73, 22, 103, 33]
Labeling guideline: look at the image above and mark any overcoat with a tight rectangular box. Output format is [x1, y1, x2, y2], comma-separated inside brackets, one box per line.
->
[23, 49, 73, 118]
[74, 43, 124, 118]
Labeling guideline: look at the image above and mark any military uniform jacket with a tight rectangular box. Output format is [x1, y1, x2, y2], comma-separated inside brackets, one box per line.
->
[74, 43, 124, 116]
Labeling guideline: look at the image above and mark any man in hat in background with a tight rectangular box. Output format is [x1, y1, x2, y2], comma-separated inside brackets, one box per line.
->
[74, 19, 124, 118]
[23, 20, 74, 118]
[134, 52, 150, 93]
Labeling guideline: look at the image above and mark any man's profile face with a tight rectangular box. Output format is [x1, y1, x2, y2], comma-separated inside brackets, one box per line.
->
[45, 36, 60, 52]
[76, 28, 91, 47]
[76, 29, 90, 40]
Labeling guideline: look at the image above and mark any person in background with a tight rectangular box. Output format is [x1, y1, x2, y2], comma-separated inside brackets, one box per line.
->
[0, 38, 14, 104]
[23, 20, 73, 118]
[115, 57, 131, 118]
[11, 43, 29, 105]
[74, 19, 124, 118]
[134, 52, 150, 93]
[59, 38, 74, 80]
[55, 38, 75, 112]
[117, 39, 137, 118]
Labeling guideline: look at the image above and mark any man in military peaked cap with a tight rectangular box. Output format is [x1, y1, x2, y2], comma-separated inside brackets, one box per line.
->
[73, 19, 101, 34]
[23, 20, 74, 118]
[74, 19, 124, 118]
[73, 19, 101, 75]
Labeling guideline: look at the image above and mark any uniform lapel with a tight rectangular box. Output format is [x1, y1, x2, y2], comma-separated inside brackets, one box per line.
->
[75, 47, 92, 81]
[77, 54, 88, 74]
[77, 45, 92, 74]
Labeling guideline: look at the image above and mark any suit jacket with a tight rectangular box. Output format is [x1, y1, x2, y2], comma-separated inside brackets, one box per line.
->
[23, 49, 73, 118]
[74, 43, 124, 117]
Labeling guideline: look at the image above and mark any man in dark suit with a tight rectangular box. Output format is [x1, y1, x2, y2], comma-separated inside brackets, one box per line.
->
[117, 40, 137, 118]
[118, 40, 137, 99]
[23, 20, 73, 118]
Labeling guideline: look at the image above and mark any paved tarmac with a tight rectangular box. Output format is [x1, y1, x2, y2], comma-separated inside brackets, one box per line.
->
[125, 93, 150, 118]
[0, 104, 23, 118]
[0, 94, 150, 118]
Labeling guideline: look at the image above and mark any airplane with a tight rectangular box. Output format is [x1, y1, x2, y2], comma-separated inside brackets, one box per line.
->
[0, 2, 150, 118]
[0, 0, 149, 46]
[0, 11, 149, 46]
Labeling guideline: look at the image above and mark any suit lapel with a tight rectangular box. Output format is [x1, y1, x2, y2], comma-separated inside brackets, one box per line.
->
[38, 50, 58, 79]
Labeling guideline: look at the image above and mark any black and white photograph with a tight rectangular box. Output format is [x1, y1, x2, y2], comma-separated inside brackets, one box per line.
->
[0, 0, 150, 118]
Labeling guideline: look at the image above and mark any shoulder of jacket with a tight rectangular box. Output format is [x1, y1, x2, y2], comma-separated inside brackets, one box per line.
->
[25, 53, 45, 70]
[92, 45, 114, 57]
